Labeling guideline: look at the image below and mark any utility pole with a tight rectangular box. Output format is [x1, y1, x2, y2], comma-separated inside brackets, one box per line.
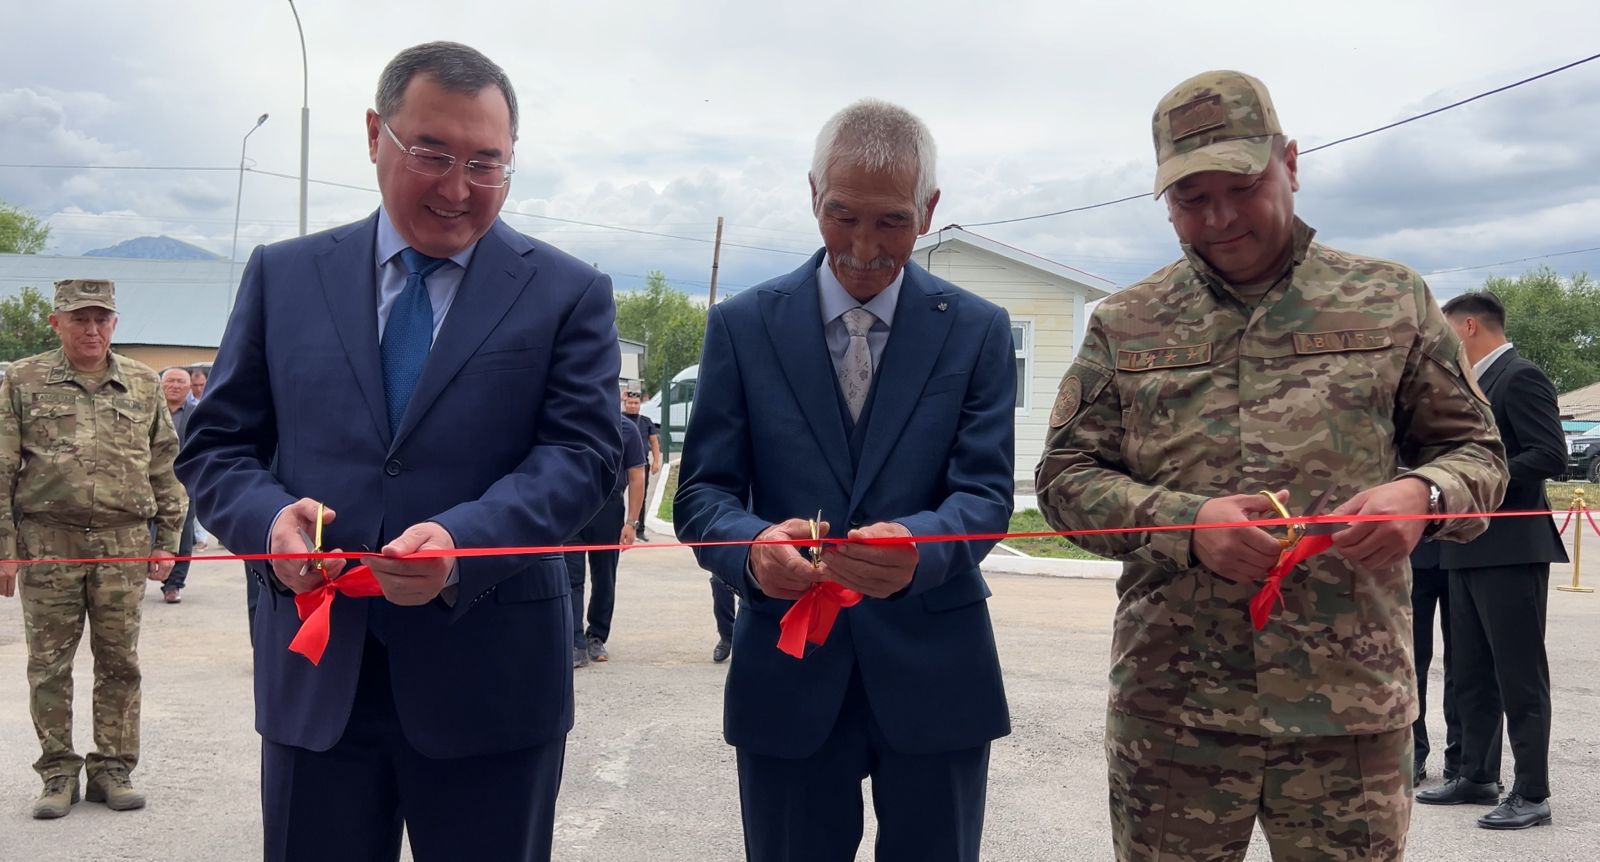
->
[707, 216, 725, 305]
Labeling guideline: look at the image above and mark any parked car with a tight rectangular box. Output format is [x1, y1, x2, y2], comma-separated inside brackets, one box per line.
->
[1567, 435, 1600, 482]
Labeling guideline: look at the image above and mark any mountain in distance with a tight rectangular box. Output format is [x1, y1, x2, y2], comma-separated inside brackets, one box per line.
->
[83, 235, 224, 261]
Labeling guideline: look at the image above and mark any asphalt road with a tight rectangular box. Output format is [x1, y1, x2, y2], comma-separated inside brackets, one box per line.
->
[3, 534, 1600, 861]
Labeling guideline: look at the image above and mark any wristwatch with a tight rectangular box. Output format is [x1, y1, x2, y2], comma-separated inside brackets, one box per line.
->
[1420, 478, 1444, 537]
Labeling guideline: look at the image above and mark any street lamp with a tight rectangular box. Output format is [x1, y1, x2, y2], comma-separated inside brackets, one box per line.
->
[228, 113, 270, 308]
[288, 0, 309, 236]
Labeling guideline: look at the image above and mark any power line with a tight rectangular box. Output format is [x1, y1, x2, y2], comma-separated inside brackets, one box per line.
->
[965, 51, 1600, 228]
[0, 163, 234, 171]
[1424, 245, 1600, 276]
[241, 168, 813, 256]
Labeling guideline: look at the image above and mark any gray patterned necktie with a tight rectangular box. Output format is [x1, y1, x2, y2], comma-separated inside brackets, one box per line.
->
[839, 307, 876, 421]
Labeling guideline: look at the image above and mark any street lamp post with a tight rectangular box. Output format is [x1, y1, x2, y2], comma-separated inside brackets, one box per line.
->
[229, 113, 270, 308]
[289, 0, 309, 236]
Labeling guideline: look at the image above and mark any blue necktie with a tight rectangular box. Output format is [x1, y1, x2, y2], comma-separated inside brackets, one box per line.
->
[382, 248, 447, 434]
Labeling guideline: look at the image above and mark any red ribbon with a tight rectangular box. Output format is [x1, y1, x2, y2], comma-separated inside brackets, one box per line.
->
[288, 565, 385, 665]
[1248, 534, 1336, 631]
[1557, 510, 1574, 536]
[777, 582, 863, 659]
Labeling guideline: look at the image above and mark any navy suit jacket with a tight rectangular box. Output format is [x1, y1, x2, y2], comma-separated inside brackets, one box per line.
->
[673, 251, 1014, 759]
[176, 213, 621, 758]
[1438, 347, 1569, 570]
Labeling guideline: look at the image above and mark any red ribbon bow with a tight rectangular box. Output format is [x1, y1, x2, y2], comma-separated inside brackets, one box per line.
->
[1248, 534, 1336, 630]
[288, 565, 385, 665]
[777, 582, 863, 658]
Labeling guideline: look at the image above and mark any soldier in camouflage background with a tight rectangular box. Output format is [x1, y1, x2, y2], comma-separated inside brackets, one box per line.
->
[1034, 71, 1509, 860]
[0, 279, 185, 820]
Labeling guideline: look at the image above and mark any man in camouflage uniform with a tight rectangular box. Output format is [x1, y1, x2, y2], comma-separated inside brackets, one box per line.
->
[1034, 71, 1508, 860]
[0, 279, 185, 819]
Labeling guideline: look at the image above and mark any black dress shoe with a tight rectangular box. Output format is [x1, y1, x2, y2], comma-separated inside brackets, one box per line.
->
[712, 639, 732, 663]
[1478, 793, 1552, 830]
[1417, 778, 1500, 806]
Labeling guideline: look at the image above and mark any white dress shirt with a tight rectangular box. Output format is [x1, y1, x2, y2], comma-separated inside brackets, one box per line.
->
[817, 256, 903, 378]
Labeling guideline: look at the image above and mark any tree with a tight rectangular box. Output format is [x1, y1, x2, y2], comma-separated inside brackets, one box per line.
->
[1477, 267, 1600, 393]
[0, 201, 50, 254]
[0, 286, 57, 362]
[614, 271, 707, 395]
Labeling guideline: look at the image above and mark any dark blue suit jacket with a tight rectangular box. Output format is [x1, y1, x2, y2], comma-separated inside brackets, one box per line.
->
[674, 251, 1014, 759]
[176, 213, 621, 758]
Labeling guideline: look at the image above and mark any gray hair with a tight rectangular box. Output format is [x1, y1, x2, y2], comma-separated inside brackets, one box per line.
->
[810, 99, 938, 223]
[375, 42, 519, 141]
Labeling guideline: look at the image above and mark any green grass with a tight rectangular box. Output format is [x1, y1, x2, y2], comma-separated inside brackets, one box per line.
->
[1547, 481, 1600, 512]
[1004, 509, 1106, 560]
[656, 465, 678, 522]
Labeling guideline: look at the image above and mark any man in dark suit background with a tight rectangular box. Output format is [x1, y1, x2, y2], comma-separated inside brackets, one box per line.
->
[176, 42, 620, 862]
[674, 99, 1014, 862]
[1419, 291, 1566, 830]
[1410, 539, 1459, 785]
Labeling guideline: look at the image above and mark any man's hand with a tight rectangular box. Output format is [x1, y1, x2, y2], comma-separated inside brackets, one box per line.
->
[147, 550, 175, 583]
[620, 522, 637, 546]
[650, 457, 661, 476]
[1193, 492, 1290, 583]
[361, 521, 455, 606]
[750, 518, 825, 600]
[0, 560, 17, 598]
[268, 498, 347, 594]
[823, 521, 918, 599]
[1330, 478, 1431, 572]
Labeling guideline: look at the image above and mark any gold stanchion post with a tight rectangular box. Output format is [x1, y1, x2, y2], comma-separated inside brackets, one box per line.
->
[1559, 488, 1593, 593]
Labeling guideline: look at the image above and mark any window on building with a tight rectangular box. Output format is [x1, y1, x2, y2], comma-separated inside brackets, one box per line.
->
[1011, 320, 1032, 410]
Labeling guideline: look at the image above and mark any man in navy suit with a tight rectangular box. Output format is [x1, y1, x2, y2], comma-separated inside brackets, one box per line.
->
[175, 42, 620, 862]
[674, 99, 1014, 862]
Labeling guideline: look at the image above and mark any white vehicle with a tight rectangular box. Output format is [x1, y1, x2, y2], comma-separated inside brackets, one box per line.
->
[639, 364, 698, 432]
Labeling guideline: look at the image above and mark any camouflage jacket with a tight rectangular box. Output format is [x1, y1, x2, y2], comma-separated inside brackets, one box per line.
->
[1035, 219, 1507, 737]
[0, 348, 187, 557]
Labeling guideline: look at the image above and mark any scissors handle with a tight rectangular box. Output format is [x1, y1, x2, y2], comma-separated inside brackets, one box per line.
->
[1257, 490, 1302, 549]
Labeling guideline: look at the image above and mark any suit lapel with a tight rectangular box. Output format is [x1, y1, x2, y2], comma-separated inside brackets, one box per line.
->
[850, 264, 957, 508]
[315, 213, 390, 448]
[759, 255, 852, 494]
[393, 221, 537, 451]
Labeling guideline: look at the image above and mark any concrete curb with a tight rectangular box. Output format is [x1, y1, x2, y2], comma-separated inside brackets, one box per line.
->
[981, 552, 1121, 580]
[644, 459, 678, 541]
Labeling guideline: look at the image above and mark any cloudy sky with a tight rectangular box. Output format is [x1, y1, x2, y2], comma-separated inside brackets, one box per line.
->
[3, 0, 1597, 299]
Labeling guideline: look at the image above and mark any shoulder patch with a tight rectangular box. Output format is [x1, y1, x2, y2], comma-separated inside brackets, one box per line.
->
[1050, 376, 1083, 428]
[1116, 343, 1212, 372]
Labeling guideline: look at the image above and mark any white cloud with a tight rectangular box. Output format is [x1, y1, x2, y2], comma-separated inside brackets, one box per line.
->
[2, 0, 1597, 289]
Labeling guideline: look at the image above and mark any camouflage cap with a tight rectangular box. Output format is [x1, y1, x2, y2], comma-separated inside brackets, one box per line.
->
[53, 278, 117, 312]
[1152, 70, 1282, 197]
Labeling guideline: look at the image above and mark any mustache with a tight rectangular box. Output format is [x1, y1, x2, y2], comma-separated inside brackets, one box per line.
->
[836, 253, 897, 271]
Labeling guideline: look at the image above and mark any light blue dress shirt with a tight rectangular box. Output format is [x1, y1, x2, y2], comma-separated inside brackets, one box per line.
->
[817, 256, 903, 378]
[374, 207, 476, 341]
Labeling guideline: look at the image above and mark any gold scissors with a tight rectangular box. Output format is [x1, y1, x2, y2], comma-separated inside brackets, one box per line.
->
[1257, 489, 1346, 550]
[808, 509, 824, 570]
[295, 502, 328, 577]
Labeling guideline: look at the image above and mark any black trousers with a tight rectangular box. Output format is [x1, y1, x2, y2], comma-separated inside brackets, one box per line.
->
[564, 492, 623, 645]
[1411, 565, 1459, 777]
[165, 503, 197, 590]
[1449, 564, 1552, 799]
[713, 576, 738, 640]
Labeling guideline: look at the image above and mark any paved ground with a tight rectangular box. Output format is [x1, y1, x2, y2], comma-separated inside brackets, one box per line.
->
[4, 532, 1600, 860]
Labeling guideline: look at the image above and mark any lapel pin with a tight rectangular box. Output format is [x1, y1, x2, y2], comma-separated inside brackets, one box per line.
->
[936, 302, 948, 312]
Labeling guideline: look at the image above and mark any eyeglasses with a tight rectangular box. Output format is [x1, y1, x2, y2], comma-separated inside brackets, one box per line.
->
[382, 121, 515, 189]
